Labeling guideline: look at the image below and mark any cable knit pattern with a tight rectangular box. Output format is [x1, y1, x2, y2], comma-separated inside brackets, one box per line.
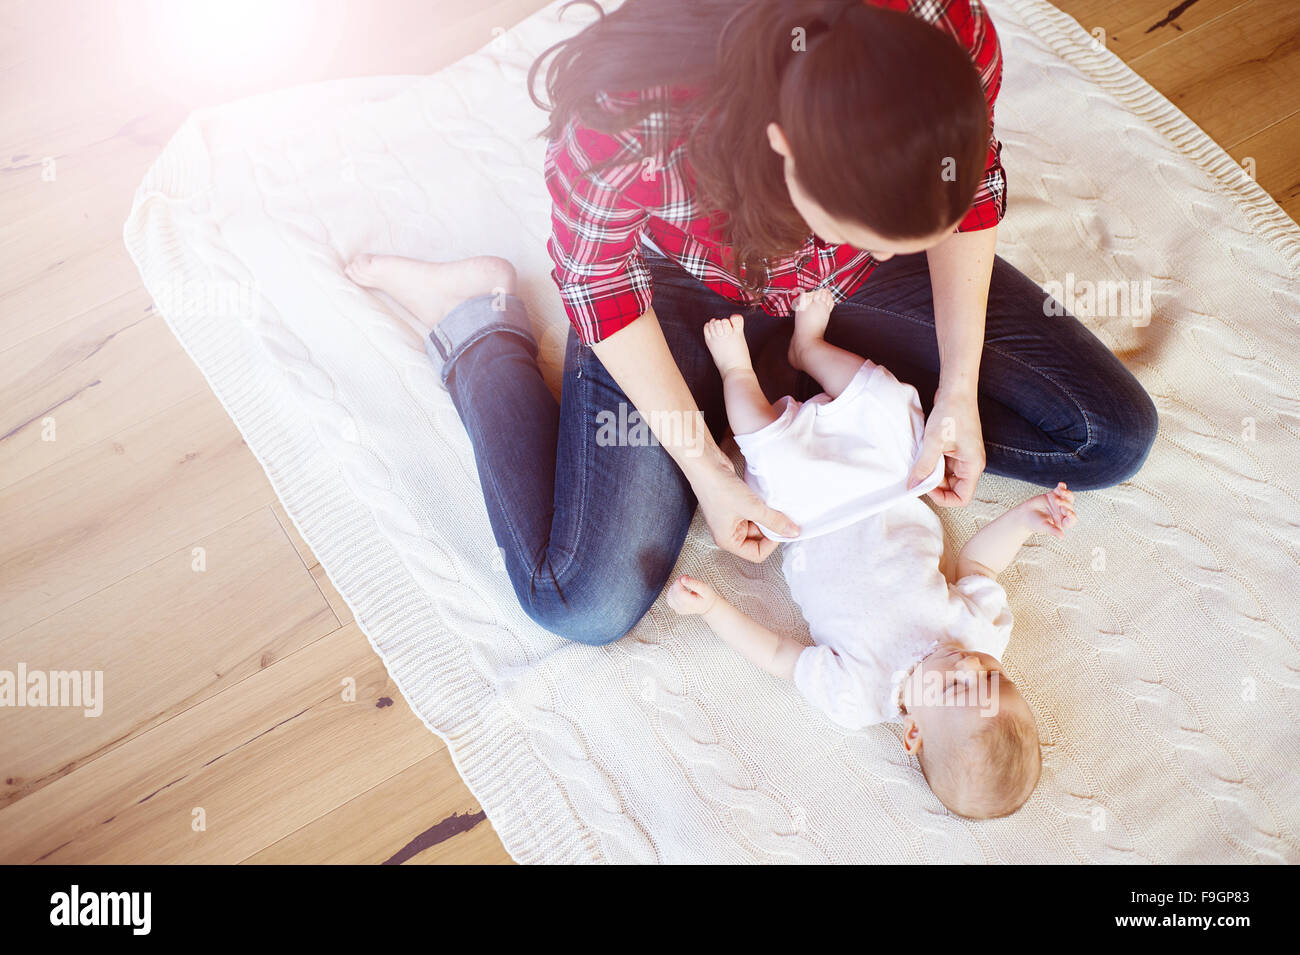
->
[123, 0, 1300, 863]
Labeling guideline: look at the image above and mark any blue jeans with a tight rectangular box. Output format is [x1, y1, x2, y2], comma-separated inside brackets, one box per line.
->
[430, 248, 1157, 645]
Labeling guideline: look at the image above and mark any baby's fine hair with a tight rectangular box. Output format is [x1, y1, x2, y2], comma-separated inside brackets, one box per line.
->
[920, 707, 1042, 819]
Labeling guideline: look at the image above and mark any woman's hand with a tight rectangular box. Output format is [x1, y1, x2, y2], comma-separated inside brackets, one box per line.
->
[666, 574, 719, 615]
[907, 389, 986, 507]
[692, 451, 800, 562]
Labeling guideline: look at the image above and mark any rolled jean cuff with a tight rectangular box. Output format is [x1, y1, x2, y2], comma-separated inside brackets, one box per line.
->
[425, 292, 537, 385]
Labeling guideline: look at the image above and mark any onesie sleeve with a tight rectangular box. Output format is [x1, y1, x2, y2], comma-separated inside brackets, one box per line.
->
[792, 645, 891, 730]
[949, 573, 1015, 658]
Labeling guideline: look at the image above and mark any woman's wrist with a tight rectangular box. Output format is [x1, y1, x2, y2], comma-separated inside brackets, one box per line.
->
[935, 374, 979, 405]
[677, 437, 734, 489]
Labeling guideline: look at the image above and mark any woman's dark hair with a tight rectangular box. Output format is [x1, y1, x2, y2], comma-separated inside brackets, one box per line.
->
[529, 0, 991, 293]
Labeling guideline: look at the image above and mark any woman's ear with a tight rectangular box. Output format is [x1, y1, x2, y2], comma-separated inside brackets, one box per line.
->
[766, 121, 791, 158]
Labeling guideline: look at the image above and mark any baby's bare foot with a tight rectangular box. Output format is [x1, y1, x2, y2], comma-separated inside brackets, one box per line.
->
[703, 314, 753, 378]
[789, 286, 835, 366]
[792, 286, 835, 341]
[345, 253, 516, 335]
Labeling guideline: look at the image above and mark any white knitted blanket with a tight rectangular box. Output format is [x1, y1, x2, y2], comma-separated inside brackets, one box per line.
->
[124, 0, 1300, 863]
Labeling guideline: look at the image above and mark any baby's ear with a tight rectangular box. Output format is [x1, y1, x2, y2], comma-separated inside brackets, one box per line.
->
[900, 716, 923, 755]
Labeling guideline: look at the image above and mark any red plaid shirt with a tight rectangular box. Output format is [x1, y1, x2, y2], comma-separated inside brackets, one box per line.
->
[544, 0, 1006, 345]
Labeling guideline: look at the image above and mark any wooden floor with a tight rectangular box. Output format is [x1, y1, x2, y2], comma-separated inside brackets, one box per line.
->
[1, 0, 1297, 864]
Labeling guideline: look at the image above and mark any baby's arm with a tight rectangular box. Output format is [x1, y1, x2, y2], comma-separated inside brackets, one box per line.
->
[667, 575, 804, 679]
[788, 288, 865, 399]
[955, 482, 1077, 579]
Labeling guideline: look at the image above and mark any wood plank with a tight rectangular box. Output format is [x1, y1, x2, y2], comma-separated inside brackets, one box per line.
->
[0, 291, 206, 489]
[402, 809, 516, 864]
[0, 506, 337, 809]
[1128, 0, 1300, 149]
[0, 238, 160, 355]
[1228, 110, 1300, 221]
[1050, 0, 1250, 61]
[244, 751, 513, 864]
[0, 2, 157, 145]
[0, 0, 560, 867]
[0, 391, 277, 637]
[0, 623, 440, 863]
[270, 500, 354, 626]
[0, 113, 170, 216]
[0, 0, 552, 149]
[311, 563, 355, 628]
[0, 112, 181, 351]
[269, 499, 316, 568]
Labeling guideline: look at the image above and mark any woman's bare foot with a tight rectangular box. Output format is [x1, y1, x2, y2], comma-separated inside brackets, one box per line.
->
[345, 253, 517, 335]
[789, 287, 835, 367]
[703, 314, 753, 379]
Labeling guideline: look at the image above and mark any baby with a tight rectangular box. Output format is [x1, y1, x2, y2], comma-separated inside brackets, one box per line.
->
[668, 289, 1078, 819]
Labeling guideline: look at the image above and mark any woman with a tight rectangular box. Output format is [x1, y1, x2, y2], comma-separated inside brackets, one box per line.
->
[346, 0, 1158, 645]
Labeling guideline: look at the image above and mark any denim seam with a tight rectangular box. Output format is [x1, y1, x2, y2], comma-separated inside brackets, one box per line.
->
[835, 300, 1098, 460]
[438, 324, 537, 383]
[546, 344, 590, 587]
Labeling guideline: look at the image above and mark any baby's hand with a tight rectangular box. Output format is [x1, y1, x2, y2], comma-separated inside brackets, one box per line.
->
[667, 574, 718, 616]
[1019, 482, 1077, 539]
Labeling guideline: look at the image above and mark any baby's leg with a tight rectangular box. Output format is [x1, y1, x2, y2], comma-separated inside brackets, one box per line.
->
[788, 288, 868, 398]
[704, 315, 781, 435]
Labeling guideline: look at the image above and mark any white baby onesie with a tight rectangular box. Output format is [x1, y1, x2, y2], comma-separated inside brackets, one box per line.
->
[732, 358, 1013, 730]
[785, 501, 1014, 730]
[734, 359, 945, 542]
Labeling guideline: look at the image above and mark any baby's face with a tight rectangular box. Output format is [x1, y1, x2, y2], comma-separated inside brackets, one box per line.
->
[901, 645, 1037, 763]
[900, 644, 1040, 817]
[903, 644, 1024, 725]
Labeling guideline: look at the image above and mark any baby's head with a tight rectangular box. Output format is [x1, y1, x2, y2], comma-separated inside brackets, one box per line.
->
[899, 644, 1041, 819]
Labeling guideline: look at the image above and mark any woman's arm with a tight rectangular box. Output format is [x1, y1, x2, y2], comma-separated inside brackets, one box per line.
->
[928, 226, 995, 400]
[666, 575, 803, 679]
[591, 307, 800, 561]
[906, 226, 998, 505]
